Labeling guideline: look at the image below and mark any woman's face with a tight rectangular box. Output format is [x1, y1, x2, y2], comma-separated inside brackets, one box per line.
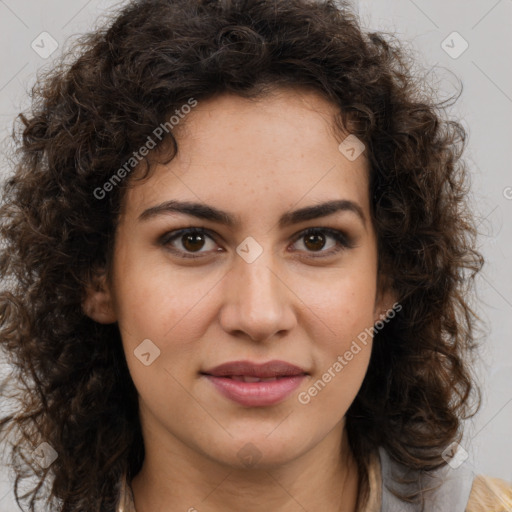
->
[88, 88, 392, 469]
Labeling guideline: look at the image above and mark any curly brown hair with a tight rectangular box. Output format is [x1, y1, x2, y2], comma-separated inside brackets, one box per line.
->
[0, 0, 484, 510]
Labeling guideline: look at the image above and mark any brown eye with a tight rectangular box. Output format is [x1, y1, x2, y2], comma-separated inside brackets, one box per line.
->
[159, 226, 353, 261]
[291, 227, 353, 258]
[303, 232, 327, 251]
[159, 228, 220, 258]
[181, 232, 207, 252]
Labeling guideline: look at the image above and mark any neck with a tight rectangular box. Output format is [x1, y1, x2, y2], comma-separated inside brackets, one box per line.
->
[130, 420, 360, 512]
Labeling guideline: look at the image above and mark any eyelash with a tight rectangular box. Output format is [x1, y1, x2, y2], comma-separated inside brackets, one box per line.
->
[158, 227, 354, 260]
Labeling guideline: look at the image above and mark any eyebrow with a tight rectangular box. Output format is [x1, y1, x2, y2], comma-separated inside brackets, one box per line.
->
[138, 199, 366, 228]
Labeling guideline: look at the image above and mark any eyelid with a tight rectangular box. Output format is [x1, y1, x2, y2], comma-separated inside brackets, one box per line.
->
[158, 226, 354, 259]
[289, 227, 355, 256]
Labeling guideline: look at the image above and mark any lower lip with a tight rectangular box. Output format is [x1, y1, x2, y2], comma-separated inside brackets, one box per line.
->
[204, 375, 306, 407]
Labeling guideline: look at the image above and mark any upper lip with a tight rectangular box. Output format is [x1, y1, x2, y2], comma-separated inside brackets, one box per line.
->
[202, 360, 308, 378]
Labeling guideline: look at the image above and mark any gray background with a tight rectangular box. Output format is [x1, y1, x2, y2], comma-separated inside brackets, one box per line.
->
[0, 0, 511, 509]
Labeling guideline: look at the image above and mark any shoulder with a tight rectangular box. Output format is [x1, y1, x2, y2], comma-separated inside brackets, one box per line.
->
[466, 474, 512, 512]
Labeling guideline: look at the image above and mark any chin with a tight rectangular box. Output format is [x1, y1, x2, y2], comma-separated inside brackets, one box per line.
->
[204, 434, 309, 471]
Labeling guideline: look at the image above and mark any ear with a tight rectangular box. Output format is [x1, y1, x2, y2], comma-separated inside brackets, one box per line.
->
[82, 268, 117, 324]
[373, 274, 400, 324]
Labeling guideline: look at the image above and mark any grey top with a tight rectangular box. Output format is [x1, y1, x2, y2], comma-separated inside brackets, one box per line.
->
[378, 446, 475, 511]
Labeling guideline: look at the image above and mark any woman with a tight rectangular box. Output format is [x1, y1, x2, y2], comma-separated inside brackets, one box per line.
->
[0, 0, 511, 511]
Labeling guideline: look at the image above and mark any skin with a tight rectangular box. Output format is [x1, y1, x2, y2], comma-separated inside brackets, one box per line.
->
[84, 87, 395, 512]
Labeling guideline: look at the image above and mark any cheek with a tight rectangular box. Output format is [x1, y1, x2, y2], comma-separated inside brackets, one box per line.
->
[298, 285, 375, 414]
[298, 267, 377, 407]
[306, 269, 378, 346]
[112, 239, 202, 331]
[112, 252, 224, 376]
[114, 267, 214, 404]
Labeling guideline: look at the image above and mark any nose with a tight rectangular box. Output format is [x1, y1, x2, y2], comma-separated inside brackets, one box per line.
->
[218, 247, 297, 343]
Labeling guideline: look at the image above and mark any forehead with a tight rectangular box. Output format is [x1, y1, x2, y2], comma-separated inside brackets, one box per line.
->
[122, 88, 370, 221]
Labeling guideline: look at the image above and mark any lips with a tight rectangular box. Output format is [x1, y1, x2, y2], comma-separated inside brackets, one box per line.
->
[201, 360, 308, 407]
[202, 360, 307, 379]
[227, 375, 280, 383]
